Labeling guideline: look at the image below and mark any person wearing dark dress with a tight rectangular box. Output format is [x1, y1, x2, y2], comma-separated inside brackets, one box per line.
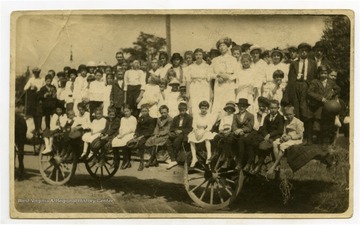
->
[15, 101, 28, 180]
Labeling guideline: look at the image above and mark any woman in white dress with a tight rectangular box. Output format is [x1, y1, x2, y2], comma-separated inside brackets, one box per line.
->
[265, 48, 289, 85]
[185, 48, 212, 116]
[188, 101, 217, 167]
[210, 38, 238, 116]
[112, 106, 137, 148]
[236, 53, 257, 115]
[102, 74, 114, 117]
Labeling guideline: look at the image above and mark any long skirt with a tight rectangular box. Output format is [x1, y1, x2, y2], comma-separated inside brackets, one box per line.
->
[112, 133, 135, 147]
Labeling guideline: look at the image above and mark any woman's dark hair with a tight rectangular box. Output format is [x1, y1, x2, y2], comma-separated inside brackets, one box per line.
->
[159, 51, 169, 61]
[94, 68, 104, 75]
[273, 70, 285, 79]
[199, 100, 210, 109]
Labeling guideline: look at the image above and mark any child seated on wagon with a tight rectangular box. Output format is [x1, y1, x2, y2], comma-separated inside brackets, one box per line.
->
[267, 105, 304, 176]
[81, 108, 107, 158]
[42, 101, 68, 154]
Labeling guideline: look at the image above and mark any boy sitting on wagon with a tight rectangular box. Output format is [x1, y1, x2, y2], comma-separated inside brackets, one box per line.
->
[267, 105, 304, 176]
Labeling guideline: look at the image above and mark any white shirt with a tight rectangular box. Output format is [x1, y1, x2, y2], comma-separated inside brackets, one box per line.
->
[158, 63, 173, 80]
[73, 75, 88, 101]
[266, 62, 289, 83]
[124, 69, 146, 91]
[88, 80, 106, 101]
[72, 112, 91, 129]
[219, 114, 234, 131]
[50, 114, 68, 130]
[251, 59, 268, 89]
[90, 117, 107, 134]
[24, 77, 45, 92]
[211, 54, 238, 81]
[297, 59, 309, 80]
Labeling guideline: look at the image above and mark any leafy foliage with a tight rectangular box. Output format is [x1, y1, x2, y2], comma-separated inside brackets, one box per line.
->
[122, 32, 166, 62]
[320, 15, 351, 102]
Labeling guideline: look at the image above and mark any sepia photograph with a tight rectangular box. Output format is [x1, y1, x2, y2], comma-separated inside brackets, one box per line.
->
[9, 10, 353, 219]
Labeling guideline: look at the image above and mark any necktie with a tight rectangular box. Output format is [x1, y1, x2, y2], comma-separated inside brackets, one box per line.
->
[300, 61, 305, 80]
[56, 117, 60, 127]
[70, 82, 74, 92]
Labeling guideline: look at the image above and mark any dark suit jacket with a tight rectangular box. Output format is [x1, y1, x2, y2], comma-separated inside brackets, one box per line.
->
[259, 113, 285, 140]
[15, 113, 27, 144]
[307, 79, 341, 118]
[287, 58, 317, 85]
[231, 111, 254, 135]
[170, 113, 193, 136]
[102, 117, 120, 138]
[135, 115, 156, 138]
[110, 81, 125, 109]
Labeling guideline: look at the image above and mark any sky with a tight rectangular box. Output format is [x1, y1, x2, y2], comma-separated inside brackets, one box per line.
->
[14, 13, 327, 76]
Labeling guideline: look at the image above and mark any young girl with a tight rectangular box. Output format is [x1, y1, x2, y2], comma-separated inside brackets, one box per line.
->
[236, 53, 257, 115]
[231, 45, 242, 63]
[38, 74, 58, 130]
[158, 52, 173, 80]
[124, 59, 147, 117]
[185, 48, 212, 116]
[112, 105, 137, 169]
[188, 101, 217, 167]
[165, 78, 181, 118]
[73, 64, 88, 116]
[42, 102, 67, 154]
[81, 108, 107, 158]
[170, 53, 185, 83]
[72, 102, 91, 130]
[262, 69, 286, 103]
[137, 74, 161, 118]
[64, 69, 77, 112]
[103, 74, 114, 117]
[265, 48, 289, 85]
[88, 69, 106, 120]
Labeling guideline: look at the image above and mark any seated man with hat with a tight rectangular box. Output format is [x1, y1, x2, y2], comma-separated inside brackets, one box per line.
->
[231, 98, 254, 170]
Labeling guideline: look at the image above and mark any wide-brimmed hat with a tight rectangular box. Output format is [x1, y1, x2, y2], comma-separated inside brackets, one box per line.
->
[270, 47, 284, 57]
[98, 61, 107, 67]
[78, 64, 87, 72]
[313, 41, 327, 52]
[249, 45, 262, 54]
[236, 98, 250, 107]
[168, 78, 180, 86]
[170, 53, 184, 63]
[297, 42, 312, 52]
[241, 42, 253, 52]
[223, 101, 236, 112]
[32, 67, 41, 73]
[87, 61, 97, 67]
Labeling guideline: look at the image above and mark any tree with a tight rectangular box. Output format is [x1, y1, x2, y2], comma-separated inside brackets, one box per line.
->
[320, 15, 351, 102]
[122, 32, 166, 62]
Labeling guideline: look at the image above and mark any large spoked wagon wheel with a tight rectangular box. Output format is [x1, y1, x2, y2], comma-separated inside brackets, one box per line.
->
[39, 143, 77, 185]
[85, 147, 120, 181]
[184, 149, 245, 209]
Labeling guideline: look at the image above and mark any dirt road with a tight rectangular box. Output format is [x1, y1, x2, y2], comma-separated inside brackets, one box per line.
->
[14, 139, 349, 215]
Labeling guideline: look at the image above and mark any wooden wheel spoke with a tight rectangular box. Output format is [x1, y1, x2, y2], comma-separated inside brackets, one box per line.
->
[219, 179, 233, 196]
[104, 164, 111, 175]
[188, 176, 204, 182]
[55, 167, 59, 181]
[191, 168, 206, 173]
[101, 167, 104, 177]
[190, 178, 209, 193]
[105, 161, 113, 167]
[215, 181, 224, 203]
[58, 165, 66, 179]
[48, 166, 55, 179]
[199, 180, 211, 201]
[210, 183, 214, 205]
[44, 164, 54, 172]
[225, 178, 236, 184]
[219, 170, 237, 175]
[93, 167, 99, 175]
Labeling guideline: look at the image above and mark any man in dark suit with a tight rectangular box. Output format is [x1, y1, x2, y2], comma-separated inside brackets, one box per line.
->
[311, 41, 334, 70]
[284, 43, 317, 145]
[166, 102, 193, 170]
[231, 98, 254, 170]
[110, 67, 126, 118]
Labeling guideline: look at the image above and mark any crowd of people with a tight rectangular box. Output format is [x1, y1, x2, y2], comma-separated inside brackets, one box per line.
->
[14, 37, 349, 180]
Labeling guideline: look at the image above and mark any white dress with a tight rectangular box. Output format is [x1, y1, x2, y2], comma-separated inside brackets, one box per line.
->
[82, 117, 107, 143]
[185, 61, 212, 116]
[265, 62, 289, 83]
[210, 54, 238, 116]
[112, 116, 137, 147]
[262, 81, 286, 103]
[72, 112, 91, 129]
[251, 59, 268, 90]
[188, 113, 217, 143]
[164, 87, 181, 118]
[137, 84, 161, 118]
[236, 67, 256, 115]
